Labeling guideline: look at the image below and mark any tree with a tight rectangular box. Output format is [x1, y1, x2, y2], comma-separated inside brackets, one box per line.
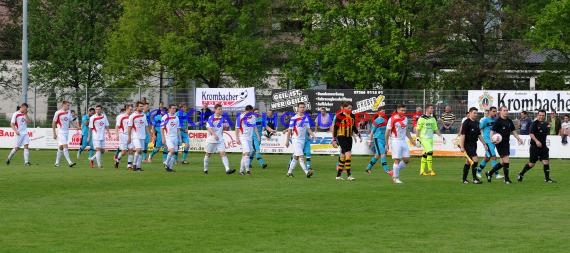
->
[528, 0, 570, 90]
[28, 0, 122, 118]
[283, 0, 447, 89]
[106, 0, 274, 88]
[430, 0, 552, 90]
[0, 0, 22, 92]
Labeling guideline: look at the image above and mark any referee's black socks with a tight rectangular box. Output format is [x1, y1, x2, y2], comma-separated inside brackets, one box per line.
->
[462, 164, 470, 181]
[520, 164, 532, 176]
[489, 163, 503, 176]
[503, 163, 510, 181]
[544, 164, 551, 180]
[471, 162, 479, 180]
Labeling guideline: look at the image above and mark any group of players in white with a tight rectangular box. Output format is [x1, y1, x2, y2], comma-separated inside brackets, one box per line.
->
[3, 100, 556, 184]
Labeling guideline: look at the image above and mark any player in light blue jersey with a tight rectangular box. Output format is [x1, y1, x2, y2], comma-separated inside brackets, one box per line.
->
[177, 103, 190, 164]
[478, 106, 503, 179]
[366, 106, 391, 174]
[149, 107, 168, 162]
[249, 108, 267, 169]
[77, 108, 95, 160]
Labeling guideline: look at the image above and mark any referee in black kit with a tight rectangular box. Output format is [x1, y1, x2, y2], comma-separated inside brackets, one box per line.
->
[485, 106, 523, 184]
[459, 107, 489, 184]
[517, 110, 556, 183]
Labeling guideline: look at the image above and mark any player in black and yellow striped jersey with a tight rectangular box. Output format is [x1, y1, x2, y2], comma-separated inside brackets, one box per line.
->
[332, 102, 361, 181]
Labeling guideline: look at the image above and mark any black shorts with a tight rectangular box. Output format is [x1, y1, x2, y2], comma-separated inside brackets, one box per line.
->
[496, 142, 510, 157]
[337, 136, 353, 154]
[529, 146, 549, 163]
[464, 142, 478, 158]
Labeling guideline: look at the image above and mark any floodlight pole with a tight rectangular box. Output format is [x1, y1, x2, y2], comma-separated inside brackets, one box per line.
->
[22, 0, 29, 104]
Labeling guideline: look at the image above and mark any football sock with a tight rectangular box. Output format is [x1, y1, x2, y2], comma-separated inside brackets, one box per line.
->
[23, 149, 29, 163]
[462, 163, 470, 181]
[222, 156, 230, 171]
[520, 164, 531, 176]
[299, 158, 308, 174]
[306, 157, 311, 170]
[489, 163, 503, 176]
[381, 156, 389, 172]
[393, 162, 401, 178]
[133, 154, 139, 168]
[56, 149, 62, 165]
[471, 162, 479, 180]
[427, 155, 433, 171]
[244, 155, 251, 171]
[162, 151, 168, 162]
[367, 157, 378, 170]
[203, 155, 209, 171]
[503, 163, 510, 181]
[288, 158, 297, 174]
[95, 151, 102, 167]
[543, 164, 550, 180]
[8, 148, 17, 161]
[63, 148, 72, 164]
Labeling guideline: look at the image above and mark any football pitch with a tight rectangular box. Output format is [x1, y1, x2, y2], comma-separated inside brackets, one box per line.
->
[0, 150, 568, 252]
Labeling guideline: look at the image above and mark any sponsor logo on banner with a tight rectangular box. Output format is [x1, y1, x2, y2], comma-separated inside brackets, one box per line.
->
[196, 87, 256, 111]
[271, 89, 384, 113]
[477, 91, 494, 110]
[469, 90, 570, 113]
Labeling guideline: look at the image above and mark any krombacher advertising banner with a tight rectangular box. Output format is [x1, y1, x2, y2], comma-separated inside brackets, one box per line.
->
[468, 90, 570, 113]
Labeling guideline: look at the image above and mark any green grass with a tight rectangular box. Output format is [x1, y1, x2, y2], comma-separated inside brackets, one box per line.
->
[0, 150, 568, 252]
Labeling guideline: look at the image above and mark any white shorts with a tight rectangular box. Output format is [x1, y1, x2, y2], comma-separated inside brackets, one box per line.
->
[132, 138, 145, 150]
[93, 140, 105, 150]
[57, 132, 69, 146]
[240, 137, 252, 153]
[205, 142, 225, 153]
[390, 139, 410, 159]
[165, 137, 179, 151]
[292, 139, 305, 156]
[16, 133, 30, 147]
[118, 134, 134, 151]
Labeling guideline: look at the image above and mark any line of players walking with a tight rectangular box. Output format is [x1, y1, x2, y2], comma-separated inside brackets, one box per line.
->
[3, 101, 556, 184]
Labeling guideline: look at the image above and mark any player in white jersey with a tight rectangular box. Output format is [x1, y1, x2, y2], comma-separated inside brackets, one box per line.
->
[385, 104, 416, 184]
[87, 105, 110, 168]
[285, 102, 315, 178]
[52, 100, 77, 167]
[115, 104, 134, 169]
[235, 105, 260, 175]
[161, 104, 182, 172]
[204, 104, 236, 175]
[6, 103, 32, 166]
[128, 101, 152, 172]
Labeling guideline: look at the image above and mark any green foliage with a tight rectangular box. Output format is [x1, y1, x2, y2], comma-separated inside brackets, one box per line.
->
[28, 0, 122, 116]
[530, 0, 570, 56]
[106, 0, 273, 88]
[284, 0, 452, 89]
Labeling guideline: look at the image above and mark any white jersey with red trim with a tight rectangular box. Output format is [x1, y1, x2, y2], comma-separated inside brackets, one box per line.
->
[237, 113, 256, 139]
[206, 114, 224, 144]
[386, 114, 408, 141]
[53, 109, 72, 134]
[89, 114, 110, 141]
[288, 114, 309, 141]
[11, 111, 28, 134]
[161, 114, 180, 138]
[116, 113, 130, 135]
[128, 111, 148, 140]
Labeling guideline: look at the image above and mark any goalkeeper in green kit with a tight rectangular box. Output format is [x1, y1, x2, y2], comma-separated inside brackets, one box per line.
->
[415, 104, 445, 176]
